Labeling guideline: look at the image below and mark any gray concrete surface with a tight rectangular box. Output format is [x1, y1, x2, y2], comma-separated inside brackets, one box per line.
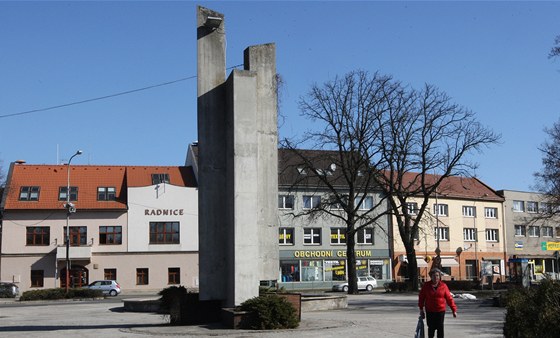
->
[0, 292, 505, 337]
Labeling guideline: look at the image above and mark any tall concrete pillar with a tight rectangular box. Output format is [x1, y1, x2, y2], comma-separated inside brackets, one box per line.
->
[244, 44, 279, 281]
[197, 6, 278, 308]
[197, 6, 227, 302]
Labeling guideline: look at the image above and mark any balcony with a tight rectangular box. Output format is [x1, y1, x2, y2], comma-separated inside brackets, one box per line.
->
[56, 245, 92, 261]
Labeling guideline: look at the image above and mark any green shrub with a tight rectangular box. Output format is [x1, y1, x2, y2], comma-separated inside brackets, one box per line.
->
[158, 286, 187, 312]
[383, 281, 410, 292]
[237, 294, 299, 330]
[503, 278, 560, 338]
[444, 280, 477, 291]
[158, 286, 188, 324]
[158, 287, 221, 325]
[0, 289, 15, 298]
[19, 288, 102, 301]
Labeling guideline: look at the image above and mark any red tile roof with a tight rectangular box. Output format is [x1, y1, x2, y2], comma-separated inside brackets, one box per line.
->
[398, 171, 503, 201]
[2, 164, 197, 211]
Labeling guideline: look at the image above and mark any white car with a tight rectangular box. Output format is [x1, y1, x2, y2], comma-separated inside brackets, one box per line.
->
[86, 280, 122, 296]
[332, 276, 378, 292]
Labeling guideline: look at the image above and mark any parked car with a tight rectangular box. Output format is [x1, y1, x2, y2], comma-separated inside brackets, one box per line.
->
[0, 282, 20, 298]
[86, 280, 121, 296]
[332, 276, 378, 292]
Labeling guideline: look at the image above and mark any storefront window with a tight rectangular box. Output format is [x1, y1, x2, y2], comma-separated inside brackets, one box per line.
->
[356, 260, 369, 276]
[325, 260, 346, 281]
[280, 260, 300, 282]
[301, 260, 324, 281]
[369, 260, 386, 280]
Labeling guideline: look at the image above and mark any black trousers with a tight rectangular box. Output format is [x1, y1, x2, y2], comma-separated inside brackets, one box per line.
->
[426, 311, 446, 338]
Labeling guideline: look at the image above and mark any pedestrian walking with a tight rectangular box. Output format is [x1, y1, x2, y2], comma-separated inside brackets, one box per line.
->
[418, 268, 457, 338]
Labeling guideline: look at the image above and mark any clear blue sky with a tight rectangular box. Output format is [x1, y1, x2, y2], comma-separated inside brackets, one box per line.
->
[1, 1, 559, 192]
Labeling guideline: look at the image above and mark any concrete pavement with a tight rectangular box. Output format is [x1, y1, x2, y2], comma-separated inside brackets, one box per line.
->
[0, 291, 505, 337]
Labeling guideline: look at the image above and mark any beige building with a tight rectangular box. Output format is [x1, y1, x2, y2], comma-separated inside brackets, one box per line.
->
[392, 175, 506, 283]
[498, 190, 560, 283]
[0, 162, 199, 293]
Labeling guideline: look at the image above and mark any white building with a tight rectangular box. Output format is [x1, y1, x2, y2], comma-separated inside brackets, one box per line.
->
[0, 162, 199, 293]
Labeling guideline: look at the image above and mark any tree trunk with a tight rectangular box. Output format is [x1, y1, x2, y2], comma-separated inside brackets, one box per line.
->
[346, 218, 359, 294]
[404, 244, 419, 291]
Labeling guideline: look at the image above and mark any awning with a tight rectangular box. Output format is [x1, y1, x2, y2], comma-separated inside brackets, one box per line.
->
[441, 257, 459, 267]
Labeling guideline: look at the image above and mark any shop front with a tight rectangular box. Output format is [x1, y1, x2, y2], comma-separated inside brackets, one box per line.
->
[278, 249, 392, 290]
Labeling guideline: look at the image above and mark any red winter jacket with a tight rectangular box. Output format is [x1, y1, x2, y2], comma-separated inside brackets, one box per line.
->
[418, 281, 457, 313]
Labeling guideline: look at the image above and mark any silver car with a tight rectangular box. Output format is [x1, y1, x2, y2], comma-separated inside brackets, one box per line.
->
[86, 280, 121, 296]
[332, 275, 378, 292]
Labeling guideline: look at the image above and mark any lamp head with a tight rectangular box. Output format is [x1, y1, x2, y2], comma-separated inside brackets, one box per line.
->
[76, 150, 83, 155]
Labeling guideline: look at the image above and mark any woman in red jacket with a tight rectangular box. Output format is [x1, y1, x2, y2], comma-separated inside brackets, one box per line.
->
[418, 268, 457, 338]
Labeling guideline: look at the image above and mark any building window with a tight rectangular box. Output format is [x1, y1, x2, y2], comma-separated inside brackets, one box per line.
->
[69, 226, 87, 246]
[280, 260, 300, 282]
[542, 226, 554, 237]
[301, 260, 323, 281]
[58, 186, 78, 201]
[540, 202, 552, 213]
[303, 195, 321, 209]
[514, 225, 526, 237]
[528, 226, 540, 237]
[462, 206, 476, 217]
[356, 196, 374, 210]
[435, 227, 449, 241]
[99, 226, 122, 245]
[149, 222, 180, 244]
[19, 186, 40, 201]
[151, 173, 170, 185]
[136, 268, 149, 285]
[279, 227, 294, 245]
[278, 195, 294, 209]
[330, 228, 346, 245]
[556, 226, 560, 238]
[485, 229, 499, 242]
[433, 204, 448, 217]
[526, 201, 538, 213]
[513, 200, 525, 212]
[303, 228, 321, 245]
[406, 202, 418, 215]
[357, 228, 374, 244]
[104, 269, 117, 281]
[463, 228, 477, 242]
[168, 267, 180, 285]
[26, 227, 50, 246]
[97, 187, 116, 201]
[484, 207, 498, 219]
[31, 270, 44, 287]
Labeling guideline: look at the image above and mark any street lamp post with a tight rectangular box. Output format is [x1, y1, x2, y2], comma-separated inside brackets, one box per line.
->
[433, 188, 442, 271]
[65, 150, 82, 293]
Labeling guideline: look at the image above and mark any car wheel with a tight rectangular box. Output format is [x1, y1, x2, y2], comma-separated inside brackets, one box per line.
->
[342, 285, 349, 292]
[366, 284, 374, 292]
[109, 290, 117, 297]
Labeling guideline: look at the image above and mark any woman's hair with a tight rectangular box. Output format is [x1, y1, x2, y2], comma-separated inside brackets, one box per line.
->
[429, 268, 442, 276]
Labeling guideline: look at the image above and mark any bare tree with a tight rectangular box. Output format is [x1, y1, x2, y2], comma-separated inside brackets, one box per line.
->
[0, 159, 5, 188]
[283, 70, 499, 291]
[550, 35, 560, 59]
[535, 120, 560, 216]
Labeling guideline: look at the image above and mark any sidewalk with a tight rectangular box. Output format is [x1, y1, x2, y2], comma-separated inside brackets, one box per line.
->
[0, 291, 506, 337]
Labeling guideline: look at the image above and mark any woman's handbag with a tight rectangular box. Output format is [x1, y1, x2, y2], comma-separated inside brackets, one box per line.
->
[414, 315, 425, 338]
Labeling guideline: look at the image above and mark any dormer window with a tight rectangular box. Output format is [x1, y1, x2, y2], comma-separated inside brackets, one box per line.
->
[152, 173, 170, 185]
[97, 187, 116, 201]
[19, 186, 40, 201]
[59, 187, 78, 201]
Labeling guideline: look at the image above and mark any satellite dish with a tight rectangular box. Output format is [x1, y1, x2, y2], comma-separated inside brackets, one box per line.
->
[330, 163, 336, 171]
